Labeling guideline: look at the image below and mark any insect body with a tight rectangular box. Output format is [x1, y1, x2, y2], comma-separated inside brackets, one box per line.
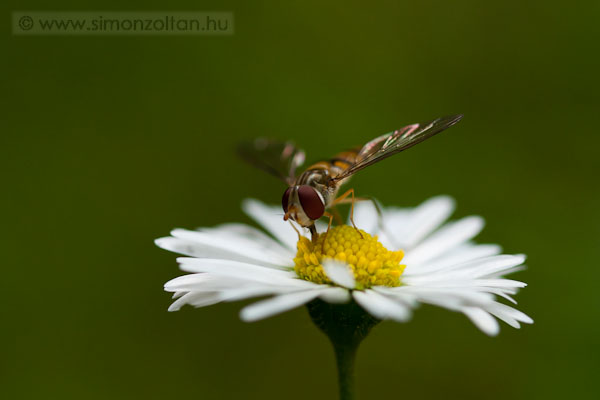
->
[238, 114, 463, 238]
[281, 148, 360, 237]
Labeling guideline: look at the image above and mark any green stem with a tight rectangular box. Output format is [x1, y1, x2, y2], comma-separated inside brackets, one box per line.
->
[306, 299, 379, 400]
[332, 336, 358, 400]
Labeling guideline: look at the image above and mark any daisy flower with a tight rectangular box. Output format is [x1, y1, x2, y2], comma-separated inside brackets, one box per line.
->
[156, 195, 532, 336]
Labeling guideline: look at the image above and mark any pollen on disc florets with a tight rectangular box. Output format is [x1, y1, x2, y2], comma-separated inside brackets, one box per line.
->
[294, 225, 406, 289]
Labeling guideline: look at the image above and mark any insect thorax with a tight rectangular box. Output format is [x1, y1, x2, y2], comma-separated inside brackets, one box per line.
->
[297, 168, 338, 206]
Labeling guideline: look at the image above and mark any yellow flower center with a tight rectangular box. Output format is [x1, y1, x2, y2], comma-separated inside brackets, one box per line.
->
[294, 225, 406, 289]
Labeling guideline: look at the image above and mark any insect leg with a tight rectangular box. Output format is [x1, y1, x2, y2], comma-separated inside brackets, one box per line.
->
[334, 196, 398, 248]
[329, 206, 344, 225]
[330, 188, 363, 237]
[289, 221, 302, 240]
[308, 224, 318, 242]
[319, 212, 334, 243]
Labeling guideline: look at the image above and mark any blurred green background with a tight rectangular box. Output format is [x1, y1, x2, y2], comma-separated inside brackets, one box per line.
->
[2, 0, 599, 399]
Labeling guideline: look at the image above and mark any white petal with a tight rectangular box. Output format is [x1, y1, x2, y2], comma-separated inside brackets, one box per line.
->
[314, 219, 329, 233]
[351, 201, 380, 234]
[322, 260, 356, 289]
[394, 286, 495, 309]
[389, 195, 455, 248]
[164, 273, 241, 292]
[405, 254, 527, 283]
[164, 228, 292, 268]
[403, 277, 527, 290]
[487, 309, 521, 329]
[172, 291, 186, 299]
[219, 285, 302, 302]
[451, 254, 526, 279]
[404, 243, 502, 275]
[395, 284, 529, 334]
[242, 199, 299, 251]
[371, 286, 419, 307]
[462, 307, 500, 336]
[487, 302, 533, 325]
[318, 287, 352, 303]
[353, 290, 412, 322]
[167, 291, 221, 311]
[164, 273, 305, 296]
[239, 289, 323, 322]
[176, 258, 300, 284]
[488, 265, 526, 278]
[377, 208, 411, 249]
[205, 223, 295, 258]
[207, 223, 288, 249]
[403, 216, 484, 265]
[156, 236, 290, 270]
[475, 287, 518, 304]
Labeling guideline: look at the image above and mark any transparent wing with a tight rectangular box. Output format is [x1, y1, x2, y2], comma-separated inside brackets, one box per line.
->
[331, 114, 463, 182]
[237, 138, 306, 185]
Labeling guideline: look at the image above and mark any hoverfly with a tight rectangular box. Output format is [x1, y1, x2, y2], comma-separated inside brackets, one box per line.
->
[238, 114, 463, 239]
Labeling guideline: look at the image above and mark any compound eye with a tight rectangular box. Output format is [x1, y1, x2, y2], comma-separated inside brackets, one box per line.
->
[282, 187, 292, 213]
[297, 185, 325, 220]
